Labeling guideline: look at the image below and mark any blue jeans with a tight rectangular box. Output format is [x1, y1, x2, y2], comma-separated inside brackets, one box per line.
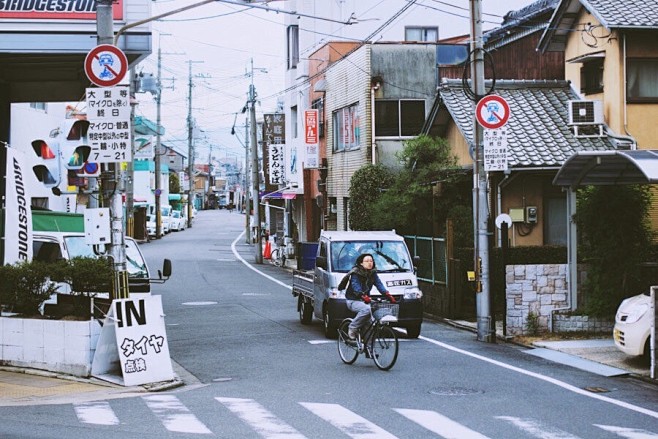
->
[346, 300, 371, 333]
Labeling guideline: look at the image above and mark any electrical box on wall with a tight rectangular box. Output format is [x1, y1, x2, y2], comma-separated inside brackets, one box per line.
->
[526, 206, 538, 223]
[84, 208, 111, 245]
[509, 208, 525, 223]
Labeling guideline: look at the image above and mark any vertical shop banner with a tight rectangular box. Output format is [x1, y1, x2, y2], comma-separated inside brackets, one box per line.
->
[268, 144, 285, 185]
[4, 147, 33, 264]
[263, 114, 286, 190]
[304, 109, 319, 169]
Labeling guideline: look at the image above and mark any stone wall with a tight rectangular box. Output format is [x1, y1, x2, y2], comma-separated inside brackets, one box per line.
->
[506, 264, 569, 335]
[506, 264, 614, 335]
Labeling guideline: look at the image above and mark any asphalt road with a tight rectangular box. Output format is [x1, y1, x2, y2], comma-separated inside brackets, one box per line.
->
[0, 209, 656, 438]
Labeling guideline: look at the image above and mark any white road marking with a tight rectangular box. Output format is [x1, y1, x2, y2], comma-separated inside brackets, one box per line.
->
[216, 397, 306, 438]
[495, 416, 581, 439]
[74, 401, 120, 425]
[143, 394, 212, 434]
[394, 408, 490, 438]
[419, 335, 658, 420]
[300, 402, 397, 439]
[232, 232, 292, 290]
[234, 229, 658, 422]
[594, 424, 658, 438]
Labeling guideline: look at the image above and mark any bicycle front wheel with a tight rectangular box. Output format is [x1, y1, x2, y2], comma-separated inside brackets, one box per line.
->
[371, 325, 398, 371]
[337, 319, 359, 364]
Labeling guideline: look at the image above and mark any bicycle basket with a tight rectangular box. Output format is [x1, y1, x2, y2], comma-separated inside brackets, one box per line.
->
[372, 303, 399, 320]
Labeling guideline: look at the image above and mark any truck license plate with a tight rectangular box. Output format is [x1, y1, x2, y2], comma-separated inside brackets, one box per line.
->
[386, 279, 412, 287]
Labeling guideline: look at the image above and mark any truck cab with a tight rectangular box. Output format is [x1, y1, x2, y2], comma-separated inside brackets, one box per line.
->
[310, 230, 423, 338]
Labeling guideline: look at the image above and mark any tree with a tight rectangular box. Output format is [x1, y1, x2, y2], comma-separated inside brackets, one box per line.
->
[347, 164, 394, 230]
[372, 135, 465, 235]
[575, 185, 654, 315]
[169, 172, 181, 194]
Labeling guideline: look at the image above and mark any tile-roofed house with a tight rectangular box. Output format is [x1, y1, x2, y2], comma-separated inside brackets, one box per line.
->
[436, 79, 619, 168]
[424, 78, 623, 246]
[538, 0, 658, 232]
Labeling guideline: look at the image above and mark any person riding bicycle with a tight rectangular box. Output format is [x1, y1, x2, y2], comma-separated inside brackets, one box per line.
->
[345, 253, 396, 340]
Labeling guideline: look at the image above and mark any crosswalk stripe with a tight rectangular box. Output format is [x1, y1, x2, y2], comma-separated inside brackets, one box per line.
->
[215, 397, 307, 438]
[495, 416, 581, 439]
[300, 402, 398, 439]
[143, 394, 212, 434]
[394, 408, 490, 439]
[594, 424, 658, 438]
[73, 401, 120, 425]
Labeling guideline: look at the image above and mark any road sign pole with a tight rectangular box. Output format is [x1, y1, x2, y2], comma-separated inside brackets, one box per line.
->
[95, 0, 129, 300]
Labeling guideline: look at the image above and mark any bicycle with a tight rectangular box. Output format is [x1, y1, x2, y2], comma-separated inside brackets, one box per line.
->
[337, 299, 400, 371]
[270, 246, 286, 267]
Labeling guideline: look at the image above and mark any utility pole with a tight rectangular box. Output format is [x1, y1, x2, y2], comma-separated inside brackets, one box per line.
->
[470, 0, 493, 342]
[248, 59, 262, 264]
[126, 66, 137, 238]
[245, 118, 250, 244]
[96, 0, 128, 299]
[186, 61, 203, 228]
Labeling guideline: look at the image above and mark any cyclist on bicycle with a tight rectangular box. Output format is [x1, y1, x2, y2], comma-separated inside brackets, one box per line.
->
[345, 253, 396, 340]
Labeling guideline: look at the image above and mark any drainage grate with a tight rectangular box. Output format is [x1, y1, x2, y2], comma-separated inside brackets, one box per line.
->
[428, 387, 484, 396]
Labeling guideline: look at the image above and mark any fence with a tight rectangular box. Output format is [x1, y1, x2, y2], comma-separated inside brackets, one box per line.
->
[403, 235, 447, 285]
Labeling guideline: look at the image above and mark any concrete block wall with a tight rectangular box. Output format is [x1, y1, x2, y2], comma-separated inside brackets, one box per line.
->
[0, 317, 102, 376]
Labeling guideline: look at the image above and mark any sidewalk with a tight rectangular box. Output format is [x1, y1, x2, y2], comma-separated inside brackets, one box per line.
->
[444, 319, 652, 379]
[0, 361, 189, 407]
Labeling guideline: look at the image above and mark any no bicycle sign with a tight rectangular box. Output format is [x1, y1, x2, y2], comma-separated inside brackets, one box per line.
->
[85, 44, 128, 87]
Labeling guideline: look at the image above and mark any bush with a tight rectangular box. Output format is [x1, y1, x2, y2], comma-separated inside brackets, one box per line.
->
[0, 257, 114, 318]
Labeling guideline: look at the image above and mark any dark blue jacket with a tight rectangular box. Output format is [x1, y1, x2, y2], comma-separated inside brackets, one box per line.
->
[345, 268, 387, 301]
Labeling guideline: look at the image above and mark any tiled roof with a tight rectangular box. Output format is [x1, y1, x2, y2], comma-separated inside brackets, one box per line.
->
[438, 79, 618, 169]
[582, 0, 658, 28]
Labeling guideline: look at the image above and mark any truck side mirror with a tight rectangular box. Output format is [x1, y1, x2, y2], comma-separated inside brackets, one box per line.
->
[316, 256, 327, 270]
[162, 259, 172, 278]
[155, 259, 172, 283]
[413, 255, 420, 267]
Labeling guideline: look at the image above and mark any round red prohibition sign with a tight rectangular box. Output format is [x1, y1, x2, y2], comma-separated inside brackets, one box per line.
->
[475, 95, 511, 129]
[84, 44, 128, 87]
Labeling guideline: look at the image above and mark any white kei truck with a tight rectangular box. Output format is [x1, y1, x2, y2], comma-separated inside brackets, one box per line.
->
[292, 230, 423, 339]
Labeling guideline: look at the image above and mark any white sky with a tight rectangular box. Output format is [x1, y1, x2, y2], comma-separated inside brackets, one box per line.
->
[134, 0, 538, 163]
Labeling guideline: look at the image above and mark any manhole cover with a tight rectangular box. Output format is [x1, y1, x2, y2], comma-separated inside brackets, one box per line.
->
[428, 387, 484, 396]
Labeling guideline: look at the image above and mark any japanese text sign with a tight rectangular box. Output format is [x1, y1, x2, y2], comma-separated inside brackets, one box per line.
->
[86, 86, 132, 163]
[304, 109, 319, 169]
[483, 127, 509, 172]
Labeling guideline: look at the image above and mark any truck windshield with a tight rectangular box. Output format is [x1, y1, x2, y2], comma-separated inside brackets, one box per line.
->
[63, 236, 149, 279]
[331, 241, 413, 273]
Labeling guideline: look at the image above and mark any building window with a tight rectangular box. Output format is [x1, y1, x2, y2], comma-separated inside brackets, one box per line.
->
[291, 106, 298, 139]
[312, 98, 325, 138]
[29, 102, 46, 111]
[627, 58, 658, 102]
[544, 197, 567, 246]
[375, 100, 425, 137]
[580, 59, 603, 95]
[332, 103, 360, 152]
[287, 25, 299, 70]
[405, 26, 438, 42]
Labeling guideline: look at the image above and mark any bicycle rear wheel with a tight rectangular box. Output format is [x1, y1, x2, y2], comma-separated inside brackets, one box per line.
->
[337, 319, 359, 364]
[371, 325, 398, 371]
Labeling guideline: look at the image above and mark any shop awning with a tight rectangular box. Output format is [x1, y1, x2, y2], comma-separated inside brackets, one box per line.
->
[553, 150, 658, 187]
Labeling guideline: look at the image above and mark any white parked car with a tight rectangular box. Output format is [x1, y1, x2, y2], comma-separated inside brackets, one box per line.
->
[171, 210, 186, 231]
[161, 205, 172, 234]
[613, 292, 652, 360]
[146, 214, 156, 238]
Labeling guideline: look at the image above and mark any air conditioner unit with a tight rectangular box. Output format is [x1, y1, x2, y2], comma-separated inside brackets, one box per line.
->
[568, 100, 603, 125]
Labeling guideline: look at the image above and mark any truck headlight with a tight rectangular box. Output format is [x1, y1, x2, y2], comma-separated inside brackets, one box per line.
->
[624, 303, 649, 324]
[403, 287, 422, 299]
